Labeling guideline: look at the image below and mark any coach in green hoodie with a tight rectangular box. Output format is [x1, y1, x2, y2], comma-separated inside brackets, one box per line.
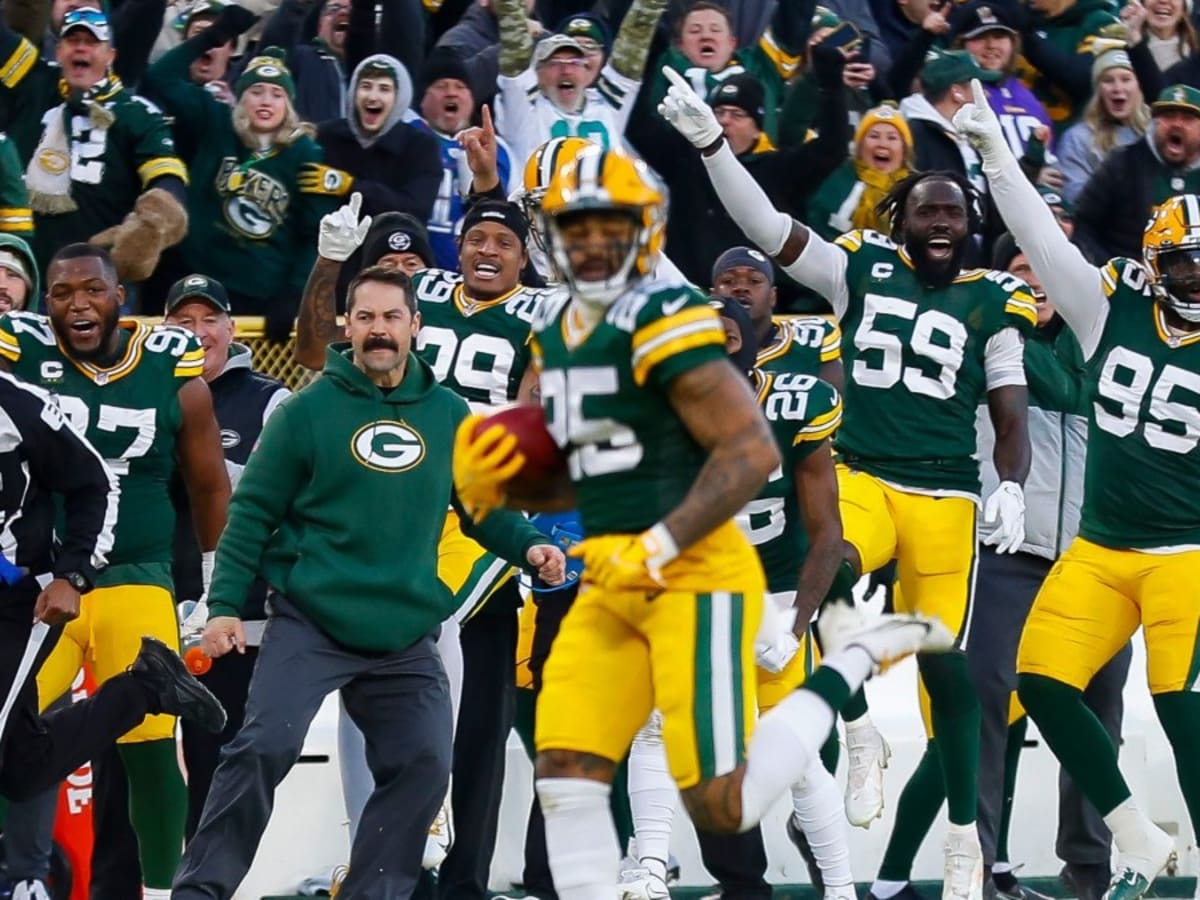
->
[173, 265, 564, 900]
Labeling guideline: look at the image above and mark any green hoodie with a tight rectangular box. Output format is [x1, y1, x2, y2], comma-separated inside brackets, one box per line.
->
[0, 232, 39, 311]
[209, 343, 546, 653]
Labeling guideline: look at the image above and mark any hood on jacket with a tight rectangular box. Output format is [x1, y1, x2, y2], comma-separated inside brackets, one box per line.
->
[323, 341, 439, 401]
[900, 93, 960, 138]
[0, 233, 40, 312]
[348, 53, 413, 148]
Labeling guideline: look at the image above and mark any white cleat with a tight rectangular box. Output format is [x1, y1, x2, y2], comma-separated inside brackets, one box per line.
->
[818, 601, 955, 673]
[1105, 821, 1176, 900]
[422, 795, 454, 870]
[825, 886, 860, 900]
[844, 719, 890, 827]
[943, 826, 984, 900]
[619, 866, 671, 900]
[12, 881, 51, 900]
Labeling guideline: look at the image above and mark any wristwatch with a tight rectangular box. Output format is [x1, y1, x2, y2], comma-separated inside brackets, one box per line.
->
[59, 571, 92, 593]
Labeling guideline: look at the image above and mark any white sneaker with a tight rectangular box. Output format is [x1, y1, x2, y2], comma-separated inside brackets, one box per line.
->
[819, 602, 955, 673]
[423, 796, 454, 870]
[12, 881, 50, 900]
[844, 719, 889, 827]
[619, 866, 670, 900]
[943, 826, 984, 900]
[1105, 820, 1176, 900]
[825, 886, 859, 900]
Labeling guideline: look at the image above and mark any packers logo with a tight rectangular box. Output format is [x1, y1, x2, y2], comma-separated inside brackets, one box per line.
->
[220, 428, 241, 449]
[36, 148, 69, 176]
[350, 421, 425, 472]
[388, 232, 411, 251]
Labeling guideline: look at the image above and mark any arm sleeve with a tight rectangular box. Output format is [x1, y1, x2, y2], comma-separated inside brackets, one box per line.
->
[979, 136, 1109, 359]
[608, 0, 666, 80]
[208, 400, 308, 617]
[12, 382, 119, 582]
[452, 493, 545, 565]
[142, 39, 223, 145]
[128, 98, 189, 188]
[495, 0, 534, 77]
[259, 0, 311, 51]
[111, 0, 168, 87]
[984, 327, 1026, 390]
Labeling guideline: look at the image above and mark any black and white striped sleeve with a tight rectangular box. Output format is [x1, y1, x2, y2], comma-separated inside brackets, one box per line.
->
[0, 373, 119, 583]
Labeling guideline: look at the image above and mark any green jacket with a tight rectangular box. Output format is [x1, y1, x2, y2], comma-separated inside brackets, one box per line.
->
[0, 133, 32, 239]
[209, 345, 546, 653]
[0, 232, 38, 309]
[1025, 314, 1087, 415]
[1017, 0, 1118, 131]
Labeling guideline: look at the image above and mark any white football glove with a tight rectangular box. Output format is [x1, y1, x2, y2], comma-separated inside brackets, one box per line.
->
[755, 630, 801, 673]
[318, 191, 372, 262]
[657, 67, 723, 150]
[951, 79, 1007, 163]
[982, 480, 1026, 554]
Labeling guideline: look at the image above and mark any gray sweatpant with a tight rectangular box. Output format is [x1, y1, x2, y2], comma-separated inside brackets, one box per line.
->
[173, 594, 452, 900]
[969, 548, 1132, 867]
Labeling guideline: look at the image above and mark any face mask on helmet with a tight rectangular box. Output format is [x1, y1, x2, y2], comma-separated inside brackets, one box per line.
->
[1153, 247, 1200, 322]
[546, 209, 645, 307]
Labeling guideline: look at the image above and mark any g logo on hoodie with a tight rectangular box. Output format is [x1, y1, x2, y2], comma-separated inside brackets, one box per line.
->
[351, 421, 426, 472]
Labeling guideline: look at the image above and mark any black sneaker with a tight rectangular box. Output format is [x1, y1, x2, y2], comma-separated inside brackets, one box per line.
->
[1060, 863, 1112, 900]
[986, 877, 1056, 900]
[129, 636, 226, 733]
[785, 815, 824, 892]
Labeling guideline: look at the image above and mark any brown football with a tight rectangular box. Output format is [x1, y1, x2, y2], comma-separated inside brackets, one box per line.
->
[471, 403, 568, 502]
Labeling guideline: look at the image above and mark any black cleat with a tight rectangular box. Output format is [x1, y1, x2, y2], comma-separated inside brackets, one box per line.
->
[786, 815, 825, 893]
[129, 636, 227, 733]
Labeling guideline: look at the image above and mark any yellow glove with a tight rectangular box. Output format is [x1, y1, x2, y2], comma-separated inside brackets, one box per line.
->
[453, 414, 526, 522]
[298, 163, 354, 197]
[568, 525, 679, 591]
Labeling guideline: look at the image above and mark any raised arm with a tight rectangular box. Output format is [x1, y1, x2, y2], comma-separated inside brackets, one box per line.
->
[953, 79, 1109, 357]
[657, 67, 851, 316]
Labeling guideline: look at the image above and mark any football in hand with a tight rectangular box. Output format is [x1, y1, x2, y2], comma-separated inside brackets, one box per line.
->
[471, 404, 568, 505]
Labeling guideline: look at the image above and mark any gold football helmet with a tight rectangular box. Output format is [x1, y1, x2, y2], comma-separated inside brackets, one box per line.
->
[516, 136, 595, 251]
[540, 143, 666, 306]
[1144, 194, 1200, 322]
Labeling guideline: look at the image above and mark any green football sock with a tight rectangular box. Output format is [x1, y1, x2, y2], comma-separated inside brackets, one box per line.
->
[611, 756, 634, 849]
[1153, 692, 1200, 833]
[1017, 673, 1129, 816]
[877, 739, 945, 881]
[820, 729, 840, 775]
[513, 688, 536, 761]
[804, 666, 852, 713]
[118, 739, 187, 889]
[919, 652, 980, 825]
[995, 714, 1028, 865]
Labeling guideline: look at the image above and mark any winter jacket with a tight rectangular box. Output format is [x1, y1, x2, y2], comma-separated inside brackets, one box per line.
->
[1056, 119, 1142, 203]
[317, 54, 443, 222]
[209, 345, 546, 653]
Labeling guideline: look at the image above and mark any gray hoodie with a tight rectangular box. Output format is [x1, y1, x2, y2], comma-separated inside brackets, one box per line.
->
[348, 53, 414, 148]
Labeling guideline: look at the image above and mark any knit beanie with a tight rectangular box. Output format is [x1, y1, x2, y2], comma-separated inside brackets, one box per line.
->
[235, 47, 296, 99]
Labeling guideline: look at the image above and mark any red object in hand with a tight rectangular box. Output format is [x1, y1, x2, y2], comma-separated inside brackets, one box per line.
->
[471, 403, 568, 501]
[184, 645, 212, 676]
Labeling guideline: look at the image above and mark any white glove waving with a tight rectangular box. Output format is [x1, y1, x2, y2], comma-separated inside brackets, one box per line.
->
[657, 67, 724, 150]
[318, 191, 372, 262]
[982, 480, 1026, 554]
[951, 79, 1006, 161]
[756, 630, 801, 673]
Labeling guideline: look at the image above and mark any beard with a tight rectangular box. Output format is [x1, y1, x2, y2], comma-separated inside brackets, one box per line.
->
[906, 235, 967, 290]
[64, 304, 122, 362]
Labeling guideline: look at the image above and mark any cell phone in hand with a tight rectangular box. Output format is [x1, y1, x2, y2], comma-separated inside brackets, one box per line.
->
[820, 20, 864, 53]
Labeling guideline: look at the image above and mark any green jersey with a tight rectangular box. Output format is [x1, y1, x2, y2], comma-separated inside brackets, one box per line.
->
[756, 315, 841, 376]
[827, 229, 1038, 495]
[531, 279, 726, 536]
[412, 269, 552, 410]
[0, 314, 204, 588]
[736, 369, 841, 593]
[0, 132, 32, 238]
[1079, 258, 1200, 548]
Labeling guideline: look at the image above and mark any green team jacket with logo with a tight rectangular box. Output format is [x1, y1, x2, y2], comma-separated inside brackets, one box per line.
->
[1079, 258, 1200, 548]
[738, 370, 842, 594]
[143, 42, 341, 304]
[826, 229, 1038, 496]
[0, 314, 204, 590]
[411, 269, 553, 411]
[530, 278, 728, 536]
[208, 344, 546, 653]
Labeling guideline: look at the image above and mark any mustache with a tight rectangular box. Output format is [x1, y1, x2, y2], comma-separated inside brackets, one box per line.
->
[363, 336, 399, 352]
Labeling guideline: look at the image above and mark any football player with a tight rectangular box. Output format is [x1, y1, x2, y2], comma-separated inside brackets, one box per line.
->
[955, 79, 1200, 900]
[660, 68, 1037, 900]
[0, 243, 230, 900]
[452, 144, 956, 900]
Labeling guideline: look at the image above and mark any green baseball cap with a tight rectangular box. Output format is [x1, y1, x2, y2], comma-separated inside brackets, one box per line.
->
[1153, 84, 1200, 117]
[165, 273, 232, 314]
[920, 48, 1003, 94]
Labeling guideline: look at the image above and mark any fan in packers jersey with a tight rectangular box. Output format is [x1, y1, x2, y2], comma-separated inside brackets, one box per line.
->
[0, 243, 230, 900]
[660, 68, 1036, 900]
[452, 143, 956, 900]
[956, 79, 1200, 900]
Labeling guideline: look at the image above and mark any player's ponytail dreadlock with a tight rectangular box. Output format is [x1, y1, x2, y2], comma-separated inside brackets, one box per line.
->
[875, 171, 983, 242]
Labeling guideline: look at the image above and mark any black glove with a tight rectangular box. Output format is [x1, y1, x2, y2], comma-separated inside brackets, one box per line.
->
[201, 4, 261, 48]
[809, 41, 847, 90]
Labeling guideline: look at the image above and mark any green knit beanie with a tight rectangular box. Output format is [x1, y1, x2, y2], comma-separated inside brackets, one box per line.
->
[235, 47, 296, 99]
